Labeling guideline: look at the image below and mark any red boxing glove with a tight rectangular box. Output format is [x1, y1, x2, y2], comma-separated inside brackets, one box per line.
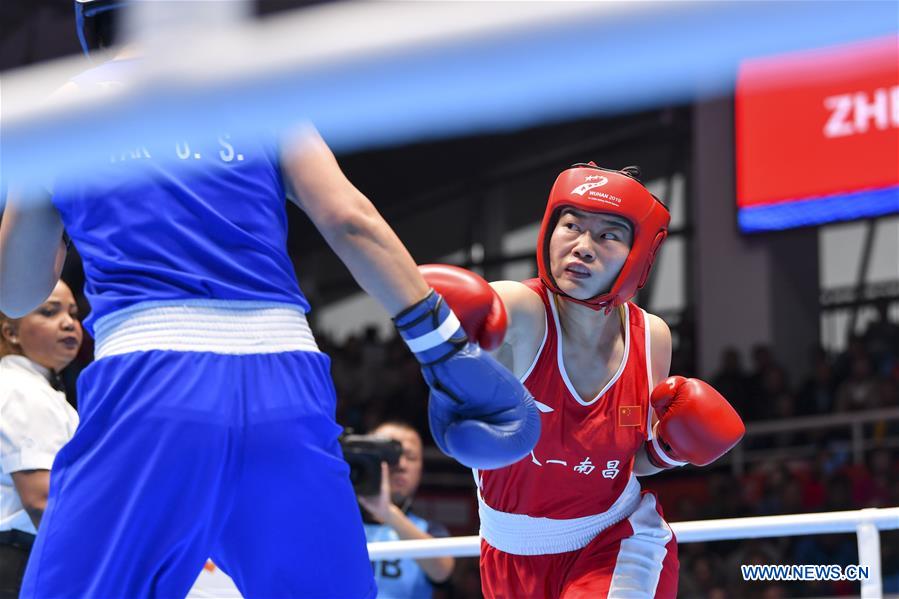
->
[646, 376, 745, 469]
[419, 264, 508, 351]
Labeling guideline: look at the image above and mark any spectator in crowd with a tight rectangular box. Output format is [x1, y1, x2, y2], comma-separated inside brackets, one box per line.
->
[799, 449, 836, 512]
[851, 447, 894, 508]
[749, 345, 776, 383]
[876, 375, 898, 411]
[835, 355, 880, 412]
[722, 539, 783, 589]
[833, 335, 869, 387]
[759, 365, 791, 422]
[768, 389, 800, 447]
[325, 327, 430, 439]
[712, 346, 750, 420]
[0, 280, 82, 597]
[742, 345, 784, 422]
[826, 473, 855, 512]
[359, 421, 455, 598]
[678, 553, 724, 598]
[863, 300, 899, 376]
[758, 582, 790, 599]
[437, 558, 480, 599]
[756, 465, 793, 516]
[798, 360, 836, 424]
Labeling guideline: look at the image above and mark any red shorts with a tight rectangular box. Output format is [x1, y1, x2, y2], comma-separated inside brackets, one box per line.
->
[480, 492, 678, 599]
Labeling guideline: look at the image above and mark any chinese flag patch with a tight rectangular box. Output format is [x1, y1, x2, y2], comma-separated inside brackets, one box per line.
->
[618, 405, 642, 427]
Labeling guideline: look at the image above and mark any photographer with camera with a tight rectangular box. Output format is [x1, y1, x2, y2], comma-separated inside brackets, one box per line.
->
[357, 422, 455, 598]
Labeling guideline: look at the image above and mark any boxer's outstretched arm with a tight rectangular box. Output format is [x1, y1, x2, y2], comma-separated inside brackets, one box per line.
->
[0, 187, 67, 317]
[281, 129, 429, 316]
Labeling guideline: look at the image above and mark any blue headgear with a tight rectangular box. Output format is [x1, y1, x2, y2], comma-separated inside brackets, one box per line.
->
[75, 0, 128, 57]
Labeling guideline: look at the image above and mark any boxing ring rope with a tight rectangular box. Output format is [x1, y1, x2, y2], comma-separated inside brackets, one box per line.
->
[367, 507, 899, 598]
[729, 407, 899, 476]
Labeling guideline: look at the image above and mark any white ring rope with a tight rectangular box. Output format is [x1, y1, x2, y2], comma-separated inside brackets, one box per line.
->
[187, 507, 899, 598]
[367, 507, 899, 559]
[365, 507, 899, 599]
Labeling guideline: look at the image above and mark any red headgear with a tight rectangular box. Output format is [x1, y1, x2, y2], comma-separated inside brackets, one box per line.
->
[536, 162, 670, 310]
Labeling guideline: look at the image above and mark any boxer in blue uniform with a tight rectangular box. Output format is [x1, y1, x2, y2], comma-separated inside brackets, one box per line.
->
[0, 31, 539, 599]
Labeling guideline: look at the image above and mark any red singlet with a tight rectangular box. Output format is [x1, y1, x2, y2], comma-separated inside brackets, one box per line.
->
[477, 280, 678, 599]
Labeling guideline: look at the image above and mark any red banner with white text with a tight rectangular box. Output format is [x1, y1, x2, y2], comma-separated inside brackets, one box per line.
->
[735, 36, 899, 231]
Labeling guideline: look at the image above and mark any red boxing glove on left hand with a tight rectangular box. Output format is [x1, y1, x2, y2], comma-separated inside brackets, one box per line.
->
[646, 376, 745, 469]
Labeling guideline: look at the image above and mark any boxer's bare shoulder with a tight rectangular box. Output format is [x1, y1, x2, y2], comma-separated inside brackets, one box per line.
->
[489, 280, 546, 378]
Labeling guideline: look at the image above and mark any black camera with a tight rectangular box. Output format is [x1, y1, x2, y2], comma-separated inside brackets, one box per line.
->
[340, 434, 403, 496]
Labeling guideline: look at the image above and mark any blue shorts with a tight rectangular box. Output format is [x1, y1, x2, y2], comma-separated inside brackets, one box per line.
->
[21, 349, 376, 598]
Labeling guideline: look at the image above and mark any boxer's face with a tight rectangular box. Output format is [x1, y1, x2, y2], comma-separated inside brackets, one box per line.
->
[375, 424, 424, 505]
[4, 281, 82, 372]
[548, 208, 633, 300]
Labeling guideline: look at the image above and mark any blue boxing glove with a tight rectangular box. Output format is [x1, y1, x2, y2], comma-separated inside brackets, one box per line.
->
[394, 290, 540, 470]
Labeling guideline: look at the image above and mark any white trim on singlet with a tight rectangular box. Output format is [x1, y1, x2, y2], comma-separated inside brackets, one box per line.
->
[607, 493, 674, 596]
[518, 297, 549, 383]
[472, 468, 483, 490]
[478, 474, 642, 555]
[642, 308, 655, 441]
[549, 297, 631, 407]
[94, 299, 319, 359]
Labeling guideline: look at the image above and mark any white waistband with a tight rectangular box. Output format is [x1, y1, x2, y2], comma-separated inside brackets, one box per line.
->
[478, 475, 642, 555]
[94, 300, 319, 359]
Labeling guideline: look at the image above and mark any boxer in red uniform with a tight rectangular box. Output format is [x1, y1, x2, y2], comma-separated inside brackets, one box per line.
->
[420, 163, 745, 598]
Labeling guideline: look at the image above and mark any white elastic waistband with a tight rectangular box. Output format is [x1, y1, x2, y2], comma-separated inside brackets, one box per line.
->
[478, 475, 642, 555]
[94, 300, 319, 359]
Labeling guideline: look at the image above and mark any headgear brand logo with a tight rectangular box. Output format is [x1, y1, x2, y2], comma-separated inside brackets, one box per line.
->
[571, 176, 608, 196]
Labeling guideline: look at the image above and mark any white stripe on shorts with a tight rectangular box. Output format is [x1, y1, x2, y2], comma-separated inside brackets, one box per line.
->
[94, 299, 319, 359]
[607, 493, 674, 597]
